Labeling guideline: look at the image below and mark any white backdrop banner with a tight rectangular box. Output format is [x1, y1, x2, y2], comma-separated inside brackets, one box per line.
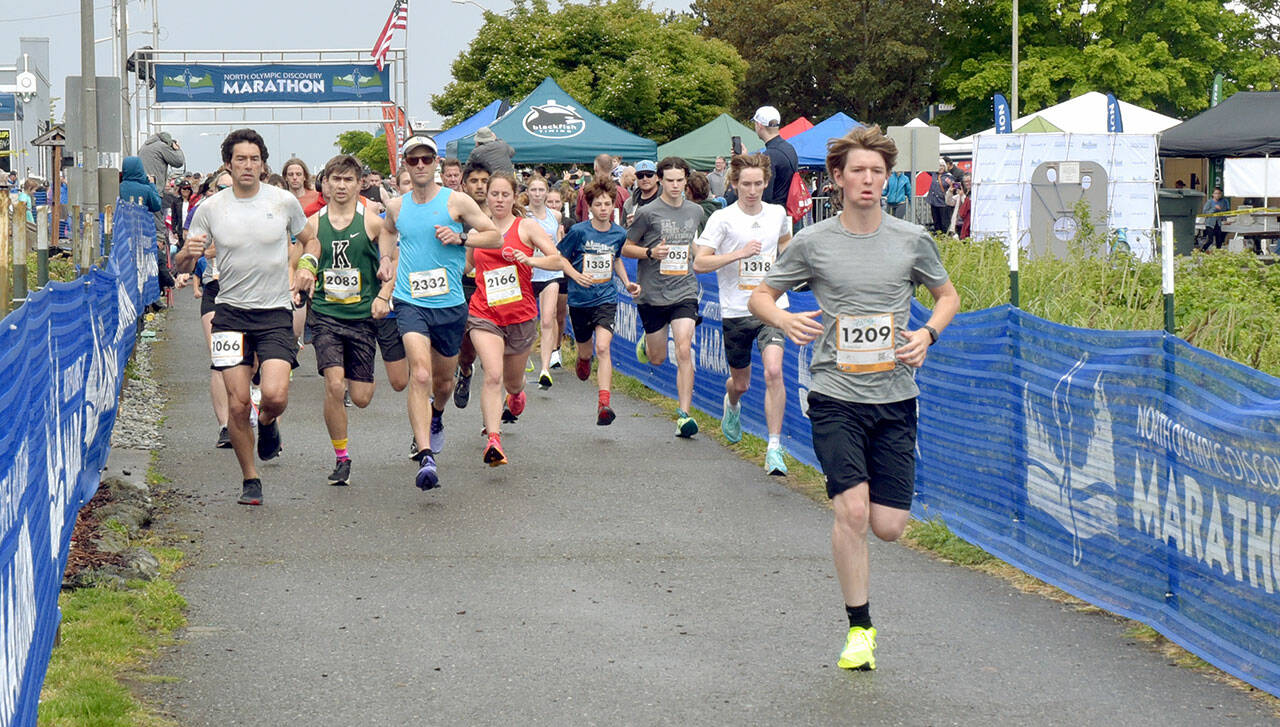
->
[1224, 158, 1280, 198]
[973, 133, 1158, 260]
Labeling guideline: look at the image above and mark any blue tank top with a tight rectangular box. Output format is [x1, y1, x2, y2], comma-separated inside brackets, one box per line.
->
[393, 187, 466, 308]
[529, 207, 563, 283]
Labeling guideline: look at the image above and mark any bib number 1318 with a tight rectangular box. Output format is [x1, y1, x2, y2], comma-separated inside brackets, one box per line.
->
[836, 313, 895, 373]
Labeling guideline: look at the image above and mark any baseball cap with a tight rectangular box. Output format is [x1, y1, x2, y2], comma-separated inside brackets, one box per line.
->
[635, 160, 657, 174]
[752, 106, 781, 127]
[400, 135, 438, 157]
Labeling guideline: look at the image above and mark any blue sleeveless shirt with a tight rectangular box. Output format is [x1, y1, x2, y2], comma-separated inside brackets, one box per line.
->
[393, 187, 466, 309]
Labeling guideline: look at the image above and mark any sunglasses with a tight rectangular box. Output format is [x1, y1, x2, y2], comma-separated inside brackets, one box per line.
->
[404, 155, 437, 167]
[636, 171, 656, 179]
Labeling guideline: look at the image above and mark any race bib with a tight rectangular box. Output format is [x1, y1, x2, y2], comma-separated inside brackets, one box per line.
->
[409, 268, 450, 298]
[583, 252, 613, 283]
[484, 265, 522, 306]
[210, 331, 245, 368]
[323, 267, 361, 303]
[836, 313, 896, 373]
[660, 244, 690, 275]
[737, 250, 775, 290]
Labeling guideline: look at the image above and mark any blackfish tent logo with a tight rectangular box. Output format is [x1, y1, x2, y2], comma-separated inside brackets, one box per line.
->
[522, 99, 586, 139]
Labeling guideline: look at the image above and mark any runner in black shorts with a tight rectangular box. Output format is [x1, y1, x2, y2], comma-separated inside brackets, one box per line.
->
[300, 153, 391, 487]
[452, 159, 491, 409]
[750, 125, 959, 671]
[621, 156, 706, 438]
[178, 129, 318, 506]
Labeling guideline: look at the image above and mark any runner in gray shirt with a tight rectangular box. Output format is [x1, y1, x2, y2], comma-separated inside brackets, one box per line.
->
[622, 156, 705, 438]
[176, 128, 319, 507]
[750, 125, 960, 672]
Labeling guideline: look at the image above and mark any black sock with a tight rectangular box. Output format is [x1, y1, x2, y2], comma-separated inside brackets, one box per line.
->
[243, 478, 261, 486]
[412, 449, 431, 464]
[846, 602, 872, 629]
[431, 405, 445, 419]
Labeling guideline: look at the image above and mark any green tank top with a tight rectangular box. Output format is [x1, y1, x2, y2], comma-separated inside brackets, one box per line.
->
[312, 202, 380, 320]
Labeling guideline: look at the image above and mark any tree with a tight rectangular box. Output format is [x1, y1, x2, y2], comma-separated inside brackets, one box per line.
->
[337, 130, 374, 156]
[332, 130, 390, 176]
[691, 0, 940, 127]
[432, 0, 746, 144]
[936, 0, 1280, 137]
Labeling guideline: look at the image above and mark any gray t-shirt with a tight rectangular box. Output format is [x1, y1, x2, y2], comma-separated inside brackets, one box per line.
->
[627, 198, 704, 306]
[189, 185, 307, 310]
[764, 214, 949, 404]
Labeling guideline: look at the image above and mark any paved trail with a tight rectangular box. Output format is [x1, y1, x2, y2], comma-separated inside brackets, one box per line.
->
[147, 295, 1277, 726]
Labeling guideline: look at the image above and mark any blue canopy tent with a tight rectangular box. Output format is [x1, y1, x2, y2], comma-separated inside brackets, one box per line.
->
[447, 77, 657, 164]
[788, 112, 862, 168]
[433, 99, 507, 151]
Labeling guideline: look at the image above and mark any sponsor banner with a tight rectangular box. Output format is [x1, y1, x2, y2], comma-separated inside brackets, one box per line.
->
[611, 252, 1280, 699]
[0, 202, 157, 725]
[154, 63, 390, 104]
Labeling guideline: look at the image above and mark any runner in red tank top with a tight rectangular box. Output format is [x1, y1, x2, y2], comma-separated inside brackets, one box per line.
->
[466, 171, 591, 466]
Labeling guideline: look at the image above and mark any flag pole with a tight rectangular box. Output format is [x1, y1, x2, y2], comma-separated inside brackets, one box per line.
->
[403, 0, 410, 139]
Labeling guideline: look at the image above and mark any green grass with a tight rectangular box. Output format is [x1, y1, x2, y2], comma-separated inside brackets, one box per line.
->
[897, 517, 996, 567]
[25, 251, 78, 289]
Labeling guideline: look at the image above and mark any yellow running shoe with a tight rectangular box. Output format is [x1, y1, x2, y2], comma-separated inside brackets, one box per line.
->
[837, 626, 877, 670]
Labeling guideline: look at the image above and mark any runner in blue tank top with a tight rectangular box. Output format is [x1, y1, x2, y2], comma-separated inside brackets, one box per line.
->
[377, 135, 500, 492]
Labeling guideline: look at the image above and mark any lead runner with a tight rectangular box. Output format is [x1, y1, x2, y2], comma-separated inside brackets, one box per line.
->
[749, 125, 960, 671]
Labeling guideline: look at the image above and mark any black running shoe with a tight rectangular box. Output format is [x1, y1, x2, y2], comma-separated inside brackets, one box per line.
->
[216, 426, 232, 449]
[328, 458, 351, 486]
[409, 432, 420, 458]
[454, 368, 472, 409]
[238, 479, 263, 506]
[257, 419, 282, 460]
[344, 390, 353, 407]
[501, 407, 518, 424]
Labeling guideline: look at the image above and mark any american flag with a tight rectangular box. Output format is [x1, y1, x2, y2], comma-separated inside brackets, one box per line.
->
[370, 0, 408, 71]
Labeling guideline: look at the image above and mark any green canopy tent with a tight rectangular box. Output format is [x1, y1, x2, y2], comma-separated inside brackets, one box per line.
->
[447, 77, 657, 164]
[1013, 116, 1064, 133]
[656, 113, 758, 170]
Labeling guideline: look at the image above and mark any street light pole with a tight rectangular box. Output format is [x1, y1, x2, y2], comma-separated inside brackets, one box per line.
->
[1011, 0, 1019, 124]
[119, 0, 132, 155]
[81, 0, 101, 268]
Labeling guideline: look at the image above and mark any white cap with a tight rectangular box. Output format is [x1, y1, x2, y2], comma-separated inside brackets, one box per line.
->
[752, 106, 781, 127]
[400, 135, 438, 157]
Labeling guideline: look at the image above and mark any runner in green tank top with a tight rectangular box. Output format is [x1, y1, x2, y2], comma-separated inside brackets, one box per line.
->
[300, 154, 393, 487]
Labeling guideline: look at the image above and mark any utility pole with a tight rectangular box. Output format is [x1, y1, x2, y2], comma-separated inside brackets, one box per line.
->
[1011, 0, 1019, 124]
[81, 0, 100, 268]
[119, 0, 132, 154]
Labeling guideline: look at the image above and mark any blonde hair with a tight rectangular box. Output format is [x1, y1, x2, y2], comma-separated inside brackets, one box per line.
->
[825, 124, 897, 179]
[727, 153, 772, 186]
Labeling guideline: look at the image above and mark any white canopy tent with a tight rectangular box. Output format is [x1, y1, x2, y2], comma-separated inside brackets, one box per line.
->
[941, 92, 1182, 158]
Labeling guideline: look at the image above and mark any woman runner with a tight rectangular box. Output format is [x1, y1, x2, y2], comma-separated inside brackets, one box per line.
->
[525, 175, 568, 387]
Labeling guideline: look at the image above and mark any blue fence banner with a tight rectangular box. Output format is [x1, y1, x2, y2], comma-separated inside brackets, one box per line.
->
[154, 63, 391, 104]
[610, 259, 1280, 697]
[0, 202, 158, 726]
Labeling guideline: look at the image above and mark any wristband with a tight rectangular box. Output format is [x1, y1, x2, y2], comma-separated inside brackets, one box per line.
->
[376, 295, 391, 303]
[923, 325, 939, 345]
[298, 254, 319, 275]
[646, 247, 653, 259]
[380, 254, 392, 262]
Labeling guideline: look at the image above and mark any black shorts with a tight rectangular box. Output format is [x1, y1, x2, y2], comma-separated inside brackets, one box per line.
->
[394, 301, 468, 358]
[637, 298, 700, 334]
[569, 303, 617, 343]
[721, 316, 784, 370]
[309, 309, 377, 383]
[531, 278, 563, 298]
[209, 305, 298, 372]
[807, 392, 917, 510]
[462, 275, 477, 303]
[199, 279, 219, 317]
[375, 315, 406, 362]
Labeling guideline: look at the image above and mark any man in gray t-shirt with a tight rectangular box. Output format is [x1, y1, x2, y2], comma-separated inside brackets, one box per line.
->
[621, 156, 705, 438]
[750, 125, 960, 672]
[175, 128, 320, 508]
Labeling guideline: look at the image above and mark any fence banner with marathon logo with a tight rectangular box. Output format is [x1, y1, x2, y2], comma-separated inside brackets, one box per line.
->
[154, 63, 390, 104]
[611, 258, 1280, 698]
[0, 202, 157, 726]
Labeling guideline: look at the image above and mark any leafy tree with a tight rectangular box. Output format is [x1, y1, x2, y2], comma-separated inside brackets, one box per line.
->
[936, 0, 1280, 137]
[691, 0, 940, 127]
[432, 0, 746, 143]
[332, 130, 390, 175]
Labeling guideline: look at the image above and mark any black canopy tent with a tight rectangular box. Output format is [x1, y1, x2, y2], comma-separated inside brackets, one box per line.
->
[1159, 92, 1280, 157]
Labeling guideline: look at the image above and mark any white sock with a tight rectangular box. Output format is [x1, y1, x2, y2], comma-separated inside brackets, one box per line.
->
[725, 393, 741, 412]
[768, 434, 781, 450]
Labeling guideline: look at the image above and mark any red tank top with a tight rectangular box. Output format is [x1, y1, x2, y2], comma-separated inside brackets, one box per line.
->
[469, 219, 538, 325]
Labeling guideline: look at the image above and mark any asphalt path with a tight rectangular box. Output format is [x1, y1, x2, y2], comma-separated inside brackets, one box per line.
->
[146, 294, 1278, 726]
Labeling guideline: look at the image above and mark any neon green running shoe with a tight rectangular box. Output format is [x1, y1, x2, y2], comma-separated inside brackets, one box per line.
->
[676, 410, 698, 438]
[838, 626, 877, 670]
[635, 336, 650, 364]
[720, 394, 742, 443]
[765, 446, 788, 476]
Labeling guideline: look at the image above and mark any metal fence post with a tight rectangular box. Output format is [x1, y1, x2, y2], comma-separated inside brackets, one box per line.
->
[36, 206, 49, 288]
[1162, 221, 1175, 335]
[1007, 209, 1020, 308]
[0, 198, 10, 315]
[13, 202, 28, 305]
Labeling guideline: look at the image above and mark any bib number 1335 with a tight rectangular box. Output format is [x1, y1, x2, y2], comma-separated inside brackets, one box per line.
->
[836, 313, 896, 373]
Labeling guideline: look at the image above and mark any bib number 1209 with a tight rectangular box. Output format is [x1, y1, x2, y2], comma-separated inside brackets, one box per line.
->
[836, 313, 895, 373]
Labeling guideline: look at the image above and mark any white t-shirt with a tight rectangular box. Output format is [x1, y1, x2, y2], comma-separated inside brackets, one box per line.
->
[189, 184, 308, 310]
[696, 201, 791, 318]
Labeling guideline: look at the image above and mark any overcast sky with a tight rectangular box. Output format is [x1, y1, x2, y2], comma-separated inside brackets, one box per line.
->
[2, 0, 690, 171]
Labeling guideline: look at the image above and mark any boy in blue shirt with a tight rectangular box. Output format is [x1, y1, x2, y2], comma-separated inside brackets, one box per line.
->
[557, 177, 640, 425]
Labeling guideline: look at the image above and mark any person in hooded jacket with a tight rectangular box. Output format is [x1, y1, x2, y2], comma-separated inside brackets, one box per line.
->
[119, 156, 166, 301]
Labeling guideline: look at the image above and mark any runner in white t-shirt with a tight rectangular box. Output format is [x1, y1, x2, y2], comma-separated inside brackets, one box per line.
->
[694, 153, 792, 474]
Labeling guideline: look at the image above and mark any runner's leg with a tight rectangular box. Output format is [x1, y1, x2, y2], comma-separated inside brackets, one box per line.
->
[762, 344, 785, 437]
[321, 366, 349, 444]
[402, 333, 435, 454]
[594, 327, 613, 393]
[203, 311, 228, 428]
[221, 364, 258, 481]
[644, 324, 669, 366]
[670, 317, 696, 413]
[256, 359, 291, 425]
[470, 328, 506, 437]
[537, 282, 560, 373]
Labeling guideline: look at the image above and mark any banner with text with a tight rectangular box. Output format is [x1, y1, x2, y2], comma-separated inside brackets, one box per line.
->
[154, 63, 390, 104]
[0, 202, 157, 726]
[609, 260, 1280, 697]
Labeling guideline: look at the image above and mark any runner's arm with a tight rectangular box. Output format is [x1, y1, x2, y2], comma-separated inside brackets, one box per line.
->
[896, 279, 960, 367]
[517, 219, 567, 271]
[377, 198, 400, 281]
[749, 283, 822, 345]
[452, 194, 501, 249]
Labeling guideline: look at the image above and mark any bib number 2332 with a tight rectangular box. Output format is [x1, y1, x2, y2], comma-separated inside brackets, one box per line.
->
[836, 313, 896, 373]
[409, 268, 449, 298]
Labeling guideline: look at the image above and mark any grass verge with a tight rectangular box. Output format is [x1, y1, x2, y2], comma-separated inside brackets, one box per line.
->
[37, 463, 187, 727]
[611, 368, 1280, 714]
